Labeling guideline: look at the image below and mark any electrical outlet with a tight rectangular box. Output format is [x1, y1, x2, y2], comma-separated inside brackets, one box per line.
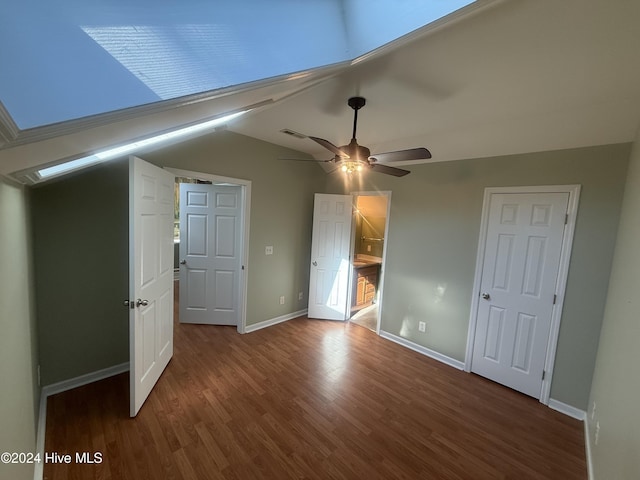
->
[418, 321, 426, 332]
[367, 245, 372, 252]
[595, 421, 600, 445]
[265, 246, 273, 255]
[298, 291, 303, 301]
[279, 295, 285, 305]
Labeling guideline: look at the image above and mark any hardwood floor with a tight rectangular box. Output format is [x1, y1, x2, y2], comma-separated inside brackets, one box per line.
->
[44, 297, 587, 479]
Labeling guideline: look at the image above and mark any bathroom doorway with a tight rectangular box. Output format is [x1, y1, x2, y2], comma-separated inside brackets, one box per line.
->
[349, 192, 391, 333]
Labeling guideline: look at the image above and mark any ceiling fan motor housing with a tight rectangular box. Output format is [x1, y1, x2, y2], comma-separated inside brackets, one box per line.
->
[339, 139, 370, 160]
[348, 96, 366, 110]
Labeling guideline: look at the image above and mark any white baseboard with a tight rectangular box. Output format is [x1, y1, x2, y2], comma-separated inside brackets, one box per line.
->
[41, 362, 130, 397]
[584, 417, 594, 480]
[548, 398, 586, 421]
[379, 330, 465, 370]
[245, 309, 308, 333]
[34, 362, 130, 480]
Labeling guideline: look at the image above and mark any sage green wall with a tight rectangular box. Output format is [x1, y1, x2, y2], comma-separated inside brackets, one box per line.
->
[31, 160, 129, 386]
[143, 130, 325, 326]
[325, 143, 630, 410]
[0, 178, 38, 480]
[587, 133, 640, 478]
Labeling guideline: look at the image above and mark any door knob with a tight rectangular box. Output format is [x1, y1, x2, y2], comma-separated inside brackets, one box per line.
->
[312, 261, 317, 266]
[136, 298, 149, 307]
[481, 292, 491, 300]
[180, 259, 187, 265]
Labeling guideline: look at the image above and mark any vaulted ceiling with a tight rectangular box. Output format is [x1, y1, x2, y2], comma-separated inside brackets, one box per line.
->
[1, 0, 640, 180]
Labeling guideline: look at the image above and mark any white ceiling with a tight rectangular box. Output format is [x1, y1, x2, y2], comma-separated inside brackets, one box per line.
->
[231, 0, 640, 165]
[2, 0, 640, 178]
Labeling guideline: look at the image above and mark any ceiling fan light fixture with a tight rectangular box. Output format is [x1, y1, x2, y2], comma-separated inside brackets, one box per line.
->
[340, 159, 367, 174]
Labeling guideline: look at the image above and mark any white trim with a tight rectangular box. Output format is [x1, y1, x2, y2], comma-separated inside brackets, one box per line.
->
[33, 363, 130, 480]
[464, 185, 581, 406]
[165, 167, 251, 334]
[584, 417, 595, 480]
[548, 398, 586, 421]
[379, 330, 465, 370]
[0, 101, 19, 143]
[244, 309, 308, 333]
[33, 390, 47, 480]
[41, 362, 130, 398]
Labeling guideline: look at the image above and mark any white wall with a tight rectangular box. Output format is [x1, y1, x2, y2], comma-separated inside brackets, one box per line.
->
[0, 177, 38, 480]
[586, 128, 640, 478]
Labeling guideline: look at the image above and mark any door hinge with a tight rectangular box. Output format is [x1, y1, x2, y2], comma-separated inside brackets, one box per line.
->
[565, 214, 569, 225]
[553, 294, 557, 305]
[542, 370, 546, 380]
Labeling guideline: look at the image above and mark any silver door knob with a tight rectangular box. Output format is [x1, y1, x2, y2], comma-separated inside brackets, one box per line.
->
[180, 259, 187, 265]
[481, 292, 490, 300]
[312, 261, 317, 266]
[136, 298, 149, 307]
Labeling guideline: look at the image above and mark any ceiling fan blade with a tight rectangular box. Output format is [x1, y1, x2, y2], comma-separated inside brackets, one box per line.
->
[308, 136, 350, 158]
[370, 163, 411, 177]
[369, 147, 431, 163]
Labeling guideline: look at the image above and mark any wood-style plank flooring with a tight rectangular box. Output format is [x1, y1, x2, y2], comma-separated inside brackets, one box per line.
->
[44, 290, 587, 479]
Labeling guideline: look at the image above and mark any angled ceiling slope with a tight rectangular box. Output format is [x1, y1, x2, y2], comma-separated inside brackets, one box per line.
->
[0, 0, 475, 131]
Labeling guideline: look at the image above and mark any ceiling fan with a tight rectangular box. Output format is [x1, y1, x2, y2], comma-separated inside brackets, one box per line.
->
[290, 97, 432, 177]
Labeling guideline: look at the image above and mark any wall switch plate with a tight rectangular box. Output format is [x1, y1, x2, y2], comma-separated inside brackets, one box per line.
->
[265, 246, 273, 255]
[298, 292, 303, 301]
[418, 321, 426, 332]
[279, 295, 285, 305]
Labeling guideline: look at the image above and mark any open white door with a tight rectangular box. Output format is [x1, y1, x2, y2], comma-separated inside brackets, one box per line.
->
[179, 183, 242, 325]
[308, 193, 353, 320]
[129, 156, 174, 417]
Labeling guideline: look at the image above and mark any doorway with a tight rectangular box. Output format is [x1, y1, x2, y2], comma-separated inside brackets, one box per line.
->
[166, 167, 251, 334]
[349, 193, 390, 333]
[465, 185, 580, 404]
[307, 191, 391, 333]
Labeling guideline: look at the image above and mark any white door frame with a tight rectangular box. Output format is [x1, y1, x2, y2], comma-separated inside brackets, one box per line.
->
[464, 185, 581, 405]
[350, 190, 392, 335]
[165, 167, 251, 334]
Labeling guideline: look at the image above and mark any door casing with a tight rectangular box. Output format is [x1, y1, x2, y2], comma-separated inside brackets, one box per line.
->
[166, 167, 251, 334]
[464, 185, 581, 405]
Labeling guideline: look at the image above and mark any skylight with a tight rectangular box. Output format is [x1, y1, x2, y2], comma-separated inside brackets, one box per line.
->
[0, 0, 475, 130]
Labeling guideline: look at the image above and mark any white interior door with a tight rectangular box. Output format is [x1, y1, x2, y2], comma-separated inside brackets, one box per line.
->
[179, 183, 242, 325]
[129, 156, 174, 417]
[471, 192, 569, 398]
[308, 193, 353, 320]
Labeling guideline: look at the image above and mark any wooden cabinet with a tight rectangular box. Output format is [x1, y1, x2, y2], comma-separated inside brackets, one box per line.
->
[352, 264, 379, 309]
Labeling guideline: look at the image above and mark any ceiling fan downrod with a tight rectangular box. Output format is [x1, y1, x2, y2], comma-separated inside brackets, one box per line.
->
[348, 96, 366, 141]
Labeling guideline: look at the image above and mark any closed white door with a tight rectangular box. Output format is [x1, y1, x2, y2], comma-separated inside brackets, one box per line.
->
[308, 194, 353, 321]
[471, 192, 569, 398]
[129, 156, 174, 417]
[179, 183, 242, 325]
